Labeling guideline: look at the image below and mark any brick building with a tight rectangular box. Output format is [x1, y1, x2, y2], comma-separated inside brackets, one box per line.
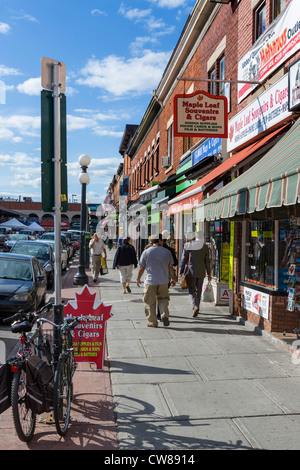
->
[107, 0, 300, 333]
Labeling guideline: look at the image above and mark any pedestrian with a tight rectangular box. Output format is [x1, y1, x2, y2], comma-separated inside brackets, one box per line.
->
[136, 233, 176, 327]
[89, 232, 107, 282]
[113, 237, 137, 293]
[179, 230, 211, 317]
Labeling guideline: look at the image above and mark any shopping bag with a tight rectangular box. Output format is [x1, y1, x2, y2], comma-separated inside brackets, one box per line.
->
[101, 257, 108, 275]
[179, 272, 191, 289]
[202, 281, 214, 302]
[0, 363, 11, 414]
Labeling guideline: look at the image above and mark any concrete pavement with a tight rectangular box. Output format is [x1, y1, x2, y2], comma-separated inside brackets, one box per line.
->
[1, 247, 300, 450]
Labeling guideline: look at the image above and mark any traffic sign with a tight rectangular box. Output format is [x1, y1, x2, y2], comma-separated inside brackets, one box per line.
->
[41, 57, 66, 93]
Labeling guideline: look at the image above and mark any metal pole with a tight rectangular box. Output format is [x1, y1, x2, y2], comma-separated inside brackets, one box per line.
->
[53, 62, 63, 355]
[73, 168, 88, 285]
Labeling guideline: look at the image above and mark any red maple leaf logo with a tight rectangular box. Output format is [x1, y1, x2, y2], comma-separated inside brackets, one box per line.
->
[63, 285, 112, 370]
[64, 285, 112, 322]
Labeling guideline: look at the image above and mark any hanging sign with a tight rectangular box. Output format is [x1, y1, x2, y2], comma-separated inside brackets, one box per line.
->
[64, 285, 112, 370]
[237, 0, 300, 103]
[174, 90, 228, 138]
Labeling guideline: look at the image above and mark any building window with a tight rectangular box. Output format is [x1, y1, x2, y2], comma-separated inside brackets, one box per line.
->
[167, 122, 174, 167]
[255, 1, 266, 41]
[273, 0, 287, 19]
[183, 136, 192, 154]
[219, 56, 225, 96]
[209, 69, 216, 95]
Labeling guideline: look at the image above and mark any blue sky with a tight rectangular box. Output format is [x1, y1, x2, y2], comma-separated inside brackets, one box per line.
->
[0, 0, 194, 206]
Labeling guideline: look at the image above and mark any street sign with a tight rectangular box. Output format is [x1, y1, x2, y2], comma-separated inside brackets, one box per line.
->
[41, 57, 66, 93]
[41, 89, 68, 212]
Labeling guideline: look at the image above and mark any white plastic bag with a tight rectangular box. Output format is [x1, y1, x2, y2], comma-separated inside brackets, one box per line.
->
[202, 281, 214, 302]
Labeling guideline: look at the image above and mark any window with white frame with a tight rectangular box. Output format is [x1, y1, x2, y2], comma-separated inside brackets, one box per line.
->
[255, 1, 266, 41]
[167, 120, 174, 167]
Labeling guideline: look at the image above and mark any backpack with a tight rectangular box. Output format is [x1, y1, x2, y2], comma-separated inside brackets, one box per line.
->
[25, 355, 54, 415]
[0, 363, 11, 414]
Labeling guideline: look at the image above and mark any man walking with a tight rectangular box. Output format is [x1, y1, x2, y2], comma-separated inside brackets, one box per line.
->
[89, 233, 107, 282]
[136, 234, 176, 327]
[179, 230, 211, 317]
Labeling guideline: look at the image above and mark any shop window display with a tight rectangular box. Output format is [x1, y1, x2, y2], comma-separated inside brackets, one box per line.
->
[206, 220, 230, 281]
[245, 220, 275, 288]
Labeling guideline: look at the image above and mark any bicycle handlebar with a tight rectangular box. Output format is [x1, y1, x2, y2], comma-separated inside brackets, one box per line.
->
[3, 302, 53, 326]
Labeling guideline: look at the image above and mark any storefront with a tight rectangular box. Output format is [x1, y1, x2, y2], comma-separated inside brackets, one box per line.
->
[196, 118, 300, 333]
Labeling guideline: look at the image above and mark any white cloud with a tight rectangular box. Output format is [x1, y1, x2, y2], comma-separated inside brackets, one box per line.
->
[147, 0, 190, 8]
[118, 2, 173, 33]
[77, 51, 171, 97]
[17, 77, 41, 96]
[0, 22, 10, 34]
[91, 9, 107, 16]
[0, 64, 21, 77]
[0, 115, 40, 142]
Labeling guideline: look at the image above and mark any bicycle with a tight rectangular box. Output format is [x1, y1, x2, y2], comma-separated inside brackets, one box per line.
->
[29, 313, 93, 436]
[3, 302, 53, 442]
[51, 315, 93, 436]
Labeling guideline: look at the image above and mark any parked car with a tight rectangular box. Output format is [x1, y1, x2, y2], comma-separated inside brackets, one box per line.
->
[41, 239, 68, 271]
[40, 232, 72, 261]
[62, 231, 76, 256]
[0, 253, 47, 319]
[3, 234, 31, 252]
[0, 228, 12, 247]
[18, 229, 36, 239]
[10, 241, 54, 289]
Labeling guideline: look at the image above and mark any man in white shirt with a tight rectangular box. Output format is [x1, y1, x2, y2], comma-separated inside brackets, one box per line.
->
[89, 233, 107, 282]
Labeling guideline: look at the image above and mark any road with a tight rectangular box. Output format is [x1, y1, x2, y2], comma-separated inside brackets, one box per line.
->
[0, 255, 72, 362]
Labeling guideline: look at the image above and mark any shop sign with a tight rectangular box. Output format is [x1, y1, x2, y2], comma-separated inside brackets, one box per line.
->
[228, 74, 291, 152]
[192, 138, 222, 166]
[243, 286, 269, 320]
[220, 288, 230, 302]
[174, 91, 228, 138]
[238, 0, 300, 103]
[64, 285, 112, 370]
[288, 57, 300, 112]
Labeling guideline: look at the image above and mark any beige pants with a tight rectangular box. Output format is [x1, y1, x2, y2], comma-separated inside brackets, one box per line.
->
[91, 255, 102, 280]
[143, 284, 170, 326]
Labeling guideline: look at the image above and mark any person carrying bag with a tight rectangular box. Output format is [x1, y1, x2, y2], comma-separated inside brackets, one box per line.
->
[179, 231, 211, 318]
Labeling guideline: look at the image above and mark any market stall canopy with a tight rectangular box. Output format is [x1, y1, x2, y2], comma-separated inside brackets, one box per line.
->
[0, 217, 27, 228]
[196, 119, 300, 222]
[28, 222, 45, 231]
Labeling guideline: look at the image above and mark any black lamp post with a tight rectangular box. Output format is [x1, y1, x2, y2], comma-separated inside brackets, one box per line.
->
[73, 154, 91, 286]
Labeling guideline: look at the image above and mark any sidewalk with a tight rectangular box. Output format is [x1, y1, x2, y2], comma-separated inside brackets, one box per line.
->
[0, 255, 118, 451]
[1, 248, 300, 450]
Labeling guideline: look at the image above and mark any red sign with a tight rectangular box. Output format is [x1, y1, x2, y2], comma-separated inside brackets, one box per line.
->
[174, 90, 228, 138]
[64, 285, 112, 370]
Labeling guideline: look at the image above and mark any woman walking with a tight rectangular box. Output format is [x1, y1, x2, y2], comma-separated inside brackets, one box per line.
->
[113, 237, 138, 293]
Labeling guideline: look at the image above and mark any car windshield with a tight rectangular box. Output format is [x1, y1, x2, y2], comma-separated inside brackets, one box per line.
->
[11, 243, 50, 260]
[42, 234, 66, 247]
[7, 234, 29, 241]
[0, 258, 33, 281]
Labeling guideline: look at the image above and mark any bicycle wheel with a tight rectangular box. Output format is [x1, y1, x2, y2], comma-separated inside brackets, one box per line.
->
[53, 356, 71, 436]
[11, 366, 36, 442]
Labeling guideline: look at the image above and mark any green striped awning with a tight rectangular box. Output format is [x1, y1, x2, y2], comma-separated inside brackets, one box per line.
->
[197, 120, 300, 221]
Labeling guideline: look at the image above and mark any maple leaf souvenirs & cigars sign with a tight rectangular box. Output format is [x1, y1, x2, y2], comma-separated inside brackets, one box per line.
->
[174, 90, 228, 138]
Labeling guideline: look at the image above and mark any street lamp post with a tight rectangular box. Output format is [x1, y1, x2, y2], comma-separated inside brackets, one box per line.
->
[73, 154, 91, 286]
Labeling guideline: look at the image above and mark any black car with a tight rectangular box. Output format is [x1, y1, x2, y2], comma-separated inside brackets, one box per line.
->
[0, 253, 47, 319]
[3, 234, 31, 252]
[10, 241, 54, 289]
